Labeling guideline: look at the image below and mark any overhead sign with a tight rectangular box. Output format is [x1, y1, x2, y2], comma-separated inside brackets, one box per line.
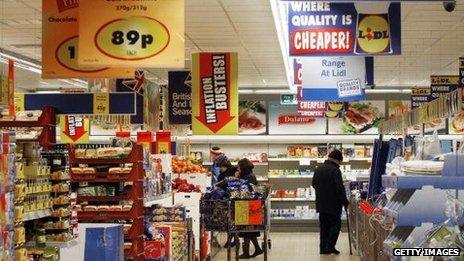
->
[293, 58, 302, 85]
[430, 75, 459, 100]
[168, 71, 192, 124]
[459, 58, 464, 88]
[287, 2, 401, 56]
[41, 0, 133, 78]
[301, 56, 366, 101]
[192, 53, 238, 135]
[411, 87, 431, 109]
[60, 116, 90, 144]
[78, 0, 184, 68]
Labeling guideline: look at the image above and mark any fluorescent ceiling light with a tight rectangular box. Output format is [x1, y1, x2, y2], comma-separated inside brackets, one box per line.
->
[0, 51, 87, 89]
[239, 89, 292, 94]
[270, 0, 294, 92]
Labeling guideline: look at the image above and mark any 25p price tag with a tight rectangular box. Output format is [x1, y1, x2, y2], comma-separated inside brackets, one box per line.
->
[95, 16, 169, 61]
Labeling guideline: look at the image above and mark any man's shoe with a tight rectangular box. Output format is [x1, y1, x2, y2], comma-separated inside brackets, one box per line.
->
[320, 250, 331, 255]
[331, 249, 340, 255]
[238, 253, 251, 259]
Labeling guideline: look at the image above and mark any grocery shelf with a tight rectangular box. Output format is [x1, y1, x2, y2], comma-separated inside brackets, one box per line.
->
[24, 209, 53, 221]
[177, 134, 464, 144]
[268, 175, 313, 179]
[270, 198, 314, 202]
[177, 135, 382, 144]
[202, 161, 268, 166]
[382, 174, 464, 189]
[268, 157, 371, 162]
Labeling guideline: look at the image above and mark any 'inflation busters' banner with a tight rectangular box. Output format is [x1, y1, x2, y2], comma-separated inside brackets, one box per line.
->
[288, 2, 401, 56]
[301, 56, 366, 101]
[192, 53, 238, 135]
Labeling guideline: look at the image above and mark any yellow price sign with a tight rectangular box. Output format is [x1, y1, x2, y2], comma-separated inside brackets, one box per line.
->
[95, 17, 169, 61]
[56, 36, 108, 73]
[14, 93, 25, 112]
[93, 93, 109, 115]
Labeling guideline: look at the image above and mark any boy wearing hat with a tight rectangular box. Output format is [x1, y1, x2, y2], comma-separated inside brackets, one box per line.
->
[312, 149, 349, 255]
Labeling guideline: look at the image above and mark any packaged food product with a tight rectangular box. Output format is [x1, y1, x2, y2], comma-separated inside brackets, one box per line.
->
[84, 206, 97, 212]
[83, 167, 96, 174]
[109, 205, 122, 211]
[75, 149, 86, 158]
[71, 167, 83, 174]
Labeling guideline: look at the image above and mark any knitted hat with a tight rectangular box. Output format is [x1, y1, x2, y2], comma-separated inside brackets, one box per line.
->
[328, 149, 343, 162]
[210, 146, 222, 155]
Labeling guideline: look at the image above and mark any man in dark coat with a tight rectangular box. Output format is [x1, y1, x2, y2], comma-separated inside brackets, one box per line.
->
[312, 149, 349, 255]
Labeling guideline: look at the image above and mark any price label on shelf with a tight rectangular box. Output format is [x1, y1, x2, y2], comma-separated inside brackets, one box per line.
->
[93, 93, 110, 115]
[299, 158, 311, 166]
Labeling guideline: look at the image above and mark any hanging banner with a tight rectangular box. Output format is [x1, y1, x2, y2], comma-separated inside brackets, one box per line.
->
[78, 0, 184, 68]
[293, 58, 302, 85]
[411, 87, 431, 109]
[268, 101, 326, 134]
[287, 2, 401, 56]
[7, 60, 14, 116]
[460, 58, 464, 89]
[60, 115, 90, 144]
[301, 56, 366, 101]
[192, 53, 238, 135]
[41, 0, 133, 78]
[430, 75, 459, 100]
[168, 71, 192, 124]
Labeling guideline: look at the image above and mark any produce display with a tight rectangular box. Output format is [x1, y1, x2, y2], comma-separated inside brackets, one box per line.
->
[172, 178, 201, 193]
[171, 157, 207, 174]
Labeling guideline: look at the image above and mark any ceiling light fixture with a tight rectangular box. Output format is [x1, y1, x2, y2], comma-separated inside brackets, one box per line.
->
[0, 50, 87, 89]
[270, 0, 294, 92]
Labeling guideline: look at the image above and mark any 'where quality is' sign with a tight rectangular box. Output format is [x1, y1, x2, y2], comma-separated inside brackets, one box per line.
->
[192, 53, 238, 135]
[287, 2, 401, 56]
[78, 0, 184, 68]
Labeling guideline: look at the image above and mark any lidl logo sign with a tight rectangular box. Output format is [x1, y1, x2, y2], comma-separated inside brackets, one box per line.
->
[356, 14, 391, 54]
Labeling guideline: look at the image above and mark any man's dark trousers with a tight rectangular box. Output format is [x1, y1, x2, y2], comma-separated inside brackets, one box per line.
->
[319, 211, 342, 252]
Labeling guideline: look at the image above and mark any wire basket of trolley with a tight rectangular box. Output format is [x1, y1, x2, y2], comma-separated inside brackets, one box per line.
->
[200, 174, 270, 261]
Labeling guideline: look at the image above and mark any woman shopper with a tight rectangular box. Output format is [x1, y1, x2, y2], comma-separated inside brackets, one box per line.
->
[236, 158, 264, 259]
[214, 155, 238, 248]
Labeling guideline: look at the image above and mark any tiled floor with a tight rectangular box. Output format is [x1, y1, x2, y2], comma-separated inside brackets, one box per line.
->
[212, 232, 360, 261]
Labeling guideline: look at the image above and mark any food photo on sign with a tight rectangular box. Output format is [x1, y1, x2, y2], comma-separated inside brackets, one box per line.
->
[239, 101, 267, 135]
[328, 101, 385, 134]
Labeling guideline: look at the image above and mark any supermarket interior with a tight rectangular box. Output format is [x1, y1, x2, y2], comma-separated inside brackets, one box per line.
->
[1, 0, 464, 261]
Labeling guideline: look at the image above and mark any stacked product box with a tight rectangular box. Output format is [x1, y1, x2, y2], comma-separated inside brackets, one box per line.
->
[0, 131, 18, 260]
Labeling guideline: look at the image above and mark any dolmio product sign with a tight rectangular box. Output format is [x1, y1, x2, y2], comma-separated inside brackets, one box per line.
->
[192, 53, 238, 135]
[288, 2, 401, 56]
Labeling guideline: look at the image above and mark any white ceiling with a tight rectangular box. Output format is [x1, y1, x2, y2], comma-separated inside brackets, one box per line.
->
[0, 0, 463, 91]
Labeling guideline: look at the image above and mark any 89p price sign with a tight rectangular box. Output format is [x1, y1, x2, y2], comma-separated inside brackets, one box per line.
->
[95, 17, 169, 61]
[78, 0, 184, 68]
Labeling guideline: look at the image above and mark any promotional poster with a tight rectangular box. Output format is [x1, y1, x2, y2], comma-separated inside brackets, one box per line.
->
[268, 101, 326, 135]
[168, 71, 192, 125]
[287, 2, 401, 56]
[192, 53, 239, 135]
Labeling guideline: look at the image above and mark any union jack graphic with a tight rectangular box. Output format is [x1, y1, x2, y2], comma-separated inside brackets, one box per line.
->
[122, 70, 145, 94]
